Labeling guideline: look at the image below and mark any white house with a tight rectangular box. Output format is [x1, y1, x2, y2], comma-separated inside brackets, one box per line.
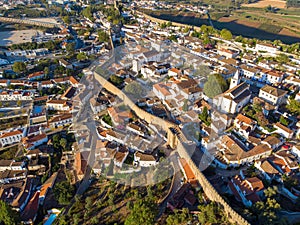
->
[234, 114, 257, 138]
[126, 123, 145, 137]
[105, 130, 126, 145]
[258, 85, 287, 106]
[240, 64, 260, 79]
[217, 48, 239, 59]
[266, 70, 284, 84]
[48, 113, 72, 129]
[0, 160, 26, 172]
[219, 135, 272, 167]
[28, 71, 45, 81]
[0, 130, 23, 147]
[255, 43, 277, 54]
[46, 99, 70, 111]
[291, 145, 300, 159]
[22, 133, 48, 150]
[274, 122, 293, 139]
[215, 82, 251, 114]
[153, 83, 173, 100]
[284, 75, 300, 87]
[113, 146, 129, 168]
[134, 152, 158, 167]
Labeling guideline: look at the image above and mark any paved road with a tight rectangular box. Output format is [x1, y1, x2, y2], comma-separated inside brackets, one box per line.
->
[157, 151, 183, 218]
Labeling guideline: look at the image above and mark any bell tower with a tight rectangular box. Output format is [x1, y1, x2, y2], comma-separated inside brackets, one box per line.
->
[230, 69, 240, 89]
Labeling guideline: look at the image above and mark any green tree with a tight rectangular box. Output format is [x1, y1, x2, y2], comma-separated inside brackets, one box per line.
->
[199, 106, 211, 126]
[276, 53, 289, 64]
[81, 6, 94, 21]
[183, 26, 190, 33]
[252, 198, 281, 225]
[62, 15, 71, 24]
[160, 22, 167, 29]
[166, 208, 190, 225]
[66, 42, 76, 53]
[98, 30, 109, 42]
[12, 62, 26, 74]
[44, 67, 50, 76]
[85, 196, 93, 210]
[53, 181, 75, 205]
[124, 81, 144, 97]
[53, 134, 60, 143]
[77, 52, 87, 61]
[220, 29, 233, 40]
[0, 200, 20, 225]
[286, 99, 300, 115]
[198, 202, 227, 224]
[203, 74, 228, 98]
[16, 100, 22, 107]
[109, 75, 123, 86]
[168, 35, 178, 42]
[166, 21, 172, 27]
[279, 115, 289, 126]
[60, 138, 67, 150]
[264, 186, 278, 198]
[124, 198, 158, 225]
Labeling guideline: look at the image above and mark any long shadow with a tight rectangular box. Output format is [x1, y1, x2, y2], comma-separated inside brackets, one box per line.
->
[150, 13, 300, 44]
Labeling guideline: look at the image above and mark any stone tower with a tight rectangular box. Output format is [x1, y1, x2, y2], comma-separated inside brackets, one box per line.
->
[229, 69, 240, 89]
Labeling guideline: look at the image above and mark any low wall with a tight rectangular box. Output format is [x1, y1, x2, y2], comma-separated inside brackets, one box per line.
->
[93, 70, 250, 225]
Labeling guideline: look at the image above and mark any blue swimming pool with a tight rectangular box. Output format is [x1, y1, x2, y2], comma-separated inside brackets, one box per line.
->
[44, 214, 57, 225]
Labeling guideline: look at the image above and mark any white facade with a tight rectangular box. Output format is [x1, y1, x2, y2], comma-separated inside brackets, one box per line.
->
[134, 152, 158, 167]
[274, 123, 293, 139]
[46, 101, 70, 111]
[255, 43, 277, 54]
[0, 91, 33, 101]
[258, 86, 286, 106]
[291, 146, 300, 159]
[0, 130, 23, 146]
[49, 115, 73, 129]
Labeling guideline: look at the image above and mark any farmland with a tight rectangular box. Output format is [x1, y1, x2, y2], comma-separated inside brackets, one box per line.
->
[242, 0, 286, 9]
[145, 9, 300, 43]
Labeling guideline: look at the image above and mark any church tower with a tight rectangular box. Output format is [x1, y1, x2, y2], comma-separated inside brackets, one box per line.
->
[230, 69, 240, 89]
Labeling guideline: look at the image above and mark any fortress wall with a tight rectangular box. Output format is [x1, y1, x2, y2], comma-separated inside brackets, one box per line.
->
[93, 71, 250, 225]
[176, 140, 251, 225]
[94, 72, 175, 131]
[0, 17, 56, 28]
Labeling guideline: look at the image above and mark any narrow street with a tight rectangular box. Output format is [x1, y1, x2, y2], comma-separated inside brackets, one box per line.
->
[157, 151, 183, 218]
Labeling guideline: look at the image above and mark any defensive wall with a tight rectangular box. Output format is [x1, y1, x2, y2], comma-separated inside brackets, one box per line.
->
[0, 17, 57, 28]
[93, 68, 250, 225]
[176, 140, 250, 225]
[93, 71, 175, 132]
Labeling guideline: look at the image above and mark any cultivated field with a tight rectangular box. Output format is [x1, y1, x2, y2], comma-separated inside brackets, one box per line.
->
[0, 29, 41, 46]
[242, 0, 286, 9]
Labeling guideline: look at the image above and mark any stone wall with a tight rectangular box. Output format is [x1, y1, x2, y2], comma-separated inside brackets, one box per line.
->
[176, 140, 251, 225]
[0, 17, 57, 28]
[94, 71, 175, 132]
[93, 71, 250, 225]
